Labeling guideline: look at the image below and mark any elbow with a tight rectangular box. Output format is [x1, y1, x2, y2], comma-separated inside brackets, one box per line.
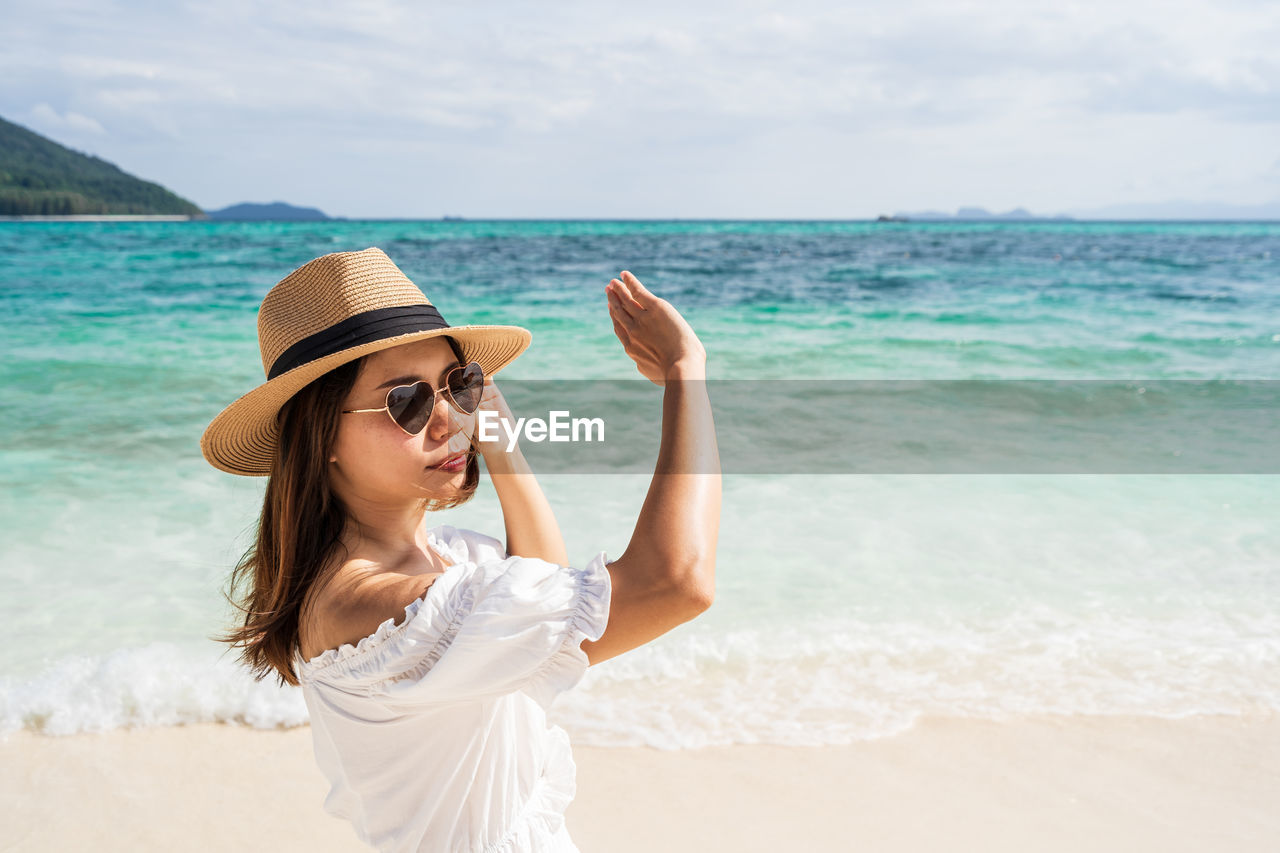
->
[672, 559, 715, 615]
[687, 582, 714, 614]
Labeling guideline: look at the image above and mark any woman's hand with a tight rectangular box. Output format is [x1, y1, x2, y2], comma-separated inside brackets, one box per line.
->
[606, 271, 707, 385]
[473, 375, 517, 460]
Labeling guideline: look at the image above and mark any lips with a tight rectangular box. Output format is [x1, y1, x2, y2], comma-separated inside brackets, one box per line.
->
[432, 452, 467, 469]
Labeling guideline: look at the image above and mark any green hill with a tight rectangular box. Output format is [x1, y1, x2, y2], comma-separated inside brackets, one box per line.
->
[0, 115, 203, 216]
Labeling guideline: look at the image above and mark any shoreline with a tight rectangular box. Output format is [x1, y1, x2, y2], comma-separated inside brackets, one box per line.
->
[2, 713, 1276, 851]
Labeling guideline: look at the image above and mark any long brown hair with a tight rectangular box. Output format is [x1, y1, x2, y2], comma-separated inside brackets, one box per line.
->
[212, 336, 480, 687]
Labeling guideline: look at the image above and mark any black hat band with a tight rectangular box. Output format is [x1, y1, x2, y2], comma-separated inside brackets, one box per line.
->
[267, 304, 449, 380]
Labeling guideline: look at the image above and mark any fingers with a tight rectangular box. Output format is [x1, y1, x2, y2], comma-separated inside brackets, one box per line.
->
[607, 283, 638, 329]
[609, 273, 647, 312]
[619, 270, 648, 296]
[610, 312, 631, 343]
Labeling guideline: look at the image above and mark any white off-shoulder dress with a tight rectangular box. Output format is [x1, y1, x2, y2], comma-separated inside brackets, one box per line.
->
[295, 523, 612, 853]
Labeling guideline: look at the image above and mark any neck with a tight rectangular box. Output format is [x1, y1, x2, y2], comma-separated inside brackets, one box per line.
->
[337, 494, 433, 564]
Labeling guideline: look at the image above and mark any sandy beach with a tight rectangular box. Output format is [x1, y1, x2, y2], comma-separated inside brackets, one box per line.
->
[2, 714, 1276, 852]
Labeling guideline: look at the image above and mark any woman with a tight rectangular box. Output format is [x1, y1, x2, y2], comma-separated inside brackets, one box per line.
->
[200, 247, 720, 852]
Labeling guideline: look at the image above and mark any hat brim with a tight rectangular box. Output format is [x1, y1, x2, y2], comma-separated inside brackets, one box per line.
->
[200, 325, 531, 476]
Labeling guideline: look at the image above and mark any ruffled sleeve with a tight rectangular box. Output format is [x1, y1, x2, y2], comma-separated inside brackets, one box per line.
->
[365, 546, 613, 714]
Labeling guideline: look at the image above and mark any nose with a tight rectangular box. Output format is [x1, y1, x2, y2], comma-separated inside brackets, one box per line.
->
[424, 390, 472, 444]
[424, 392, 454, 440]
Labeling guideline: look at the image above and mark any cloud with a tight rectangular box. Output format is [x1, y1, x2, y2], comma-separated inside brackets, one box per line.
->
[12, 0, 1272, 131]
[12, 1, 1279, 131]
[28, 102, 105, 135]
[1083, 62, 1280, 122]
[1, 0, 1277, 216]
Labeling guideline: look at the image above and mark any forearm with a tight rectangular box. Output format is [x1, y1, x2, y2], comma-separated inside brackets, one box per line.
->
[482, 445, 569, 566]
[626, 362, 721, 596]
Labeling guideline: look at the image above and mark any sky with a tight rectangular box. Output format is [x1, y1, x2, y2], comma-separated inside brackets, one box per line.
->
[3, 0, 1279, 219]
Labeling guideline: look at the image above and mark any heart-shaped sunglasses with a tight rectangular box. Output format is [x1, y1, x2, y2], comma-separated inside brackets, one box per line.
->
[341, 361, 486, 435]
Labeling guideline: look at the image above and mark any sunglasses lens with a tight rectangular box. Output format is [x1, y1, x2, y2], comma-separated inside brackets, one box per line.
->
[446, 362, 485, 414]
[386, 382, 435, 434]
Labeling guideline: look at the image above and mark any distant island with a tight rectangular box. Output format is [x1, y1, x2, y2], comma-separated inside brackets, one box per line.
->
[0, 115, 203, 217]
[881, 206, 1073, 222]
[205, 201, 332, 221]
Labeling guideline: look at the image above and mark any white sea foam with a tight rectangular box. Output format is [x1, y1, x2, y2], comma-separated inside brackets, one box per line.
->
[4, 611, 1277, 747]
[0, 643, 308, 738]
[560, 610, 1280, 748]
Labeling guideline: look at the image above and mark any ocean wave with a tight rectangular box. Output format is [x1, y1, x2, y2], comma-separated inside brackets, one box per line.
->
[4, 609, 1278, 747]
[0, 643, 308, 737]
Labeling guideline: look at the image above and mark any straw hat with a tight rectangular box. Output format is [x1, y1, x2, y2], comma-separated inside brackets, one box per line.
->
[201, 246, 531, 476]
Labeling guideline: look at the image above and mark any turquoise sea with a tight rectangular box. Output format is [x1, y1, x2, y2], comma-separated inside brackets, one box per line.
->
[1, 220, 1277, 746]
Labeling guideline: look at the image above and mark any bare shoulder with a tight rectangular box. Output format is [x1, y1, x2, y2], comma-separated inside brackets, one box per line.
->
[300, 563, 446, 663]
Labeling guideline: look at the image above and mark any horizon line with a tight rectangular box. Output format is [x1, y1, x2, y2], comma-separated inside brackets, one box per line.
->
[5, 215, 1280, 224]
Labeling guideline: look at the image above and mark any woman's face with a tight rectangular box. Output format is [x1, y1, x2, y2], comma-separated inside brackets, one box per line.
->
[329, 337, 473, 504]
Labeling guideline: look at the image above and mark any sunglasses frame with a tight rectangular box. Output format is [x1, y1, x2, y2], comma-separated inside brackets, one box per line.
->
[341, 361, 486, 436]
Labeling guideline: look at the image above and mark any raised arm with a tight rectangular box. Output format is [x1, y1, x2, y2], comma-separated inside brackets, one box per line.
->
[476, 379, 569, 567]
[581, 270, 721, 666]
